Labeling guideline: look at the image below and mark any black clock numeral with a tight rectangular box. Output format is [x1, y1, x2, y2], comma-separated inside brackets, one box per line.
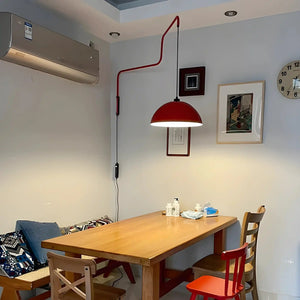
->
[281, 86, 285, 91]
[295, 62, 300, 68]
[287, 91, 290, 96]
[294, 92, 298, 98]
[278, 79, 282, 84]
[281, 71, 287, 76]
[287, 65, 292, 70]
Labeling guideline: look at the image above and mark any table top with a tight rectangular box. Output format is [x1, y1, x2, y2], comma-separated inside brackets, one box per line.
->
[42, 211, 237, 266]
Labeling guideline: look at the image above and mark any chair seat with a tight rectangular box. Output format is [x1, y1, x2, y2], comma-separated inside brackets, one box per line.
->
[186, 275, 244, 299]
[59, 282, 126, 300]
[193, 254, 254, 282]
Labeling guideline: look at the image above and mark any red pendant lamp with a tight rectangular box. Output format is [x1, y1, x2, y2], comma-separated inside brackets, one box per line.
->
[150, 18, 203, 128]
[151, 98, 202, 127]
[114, 16, 203, 181]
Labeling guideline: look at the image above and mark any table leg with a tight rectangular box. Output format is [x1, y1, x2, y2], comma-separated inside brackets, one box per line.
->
[142, 263, 160, 300]
[214, 229, 226, 254]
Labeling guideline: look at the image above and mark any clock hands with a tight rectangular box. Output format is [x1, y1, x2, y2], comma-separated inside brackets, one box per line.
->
[292, 75, 300, 90]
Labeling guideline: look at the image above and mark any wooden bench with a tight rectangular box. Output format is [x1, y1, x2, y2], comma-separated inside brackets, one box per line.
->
[0, 218, 135, 299]
[0, 266, 50, 300]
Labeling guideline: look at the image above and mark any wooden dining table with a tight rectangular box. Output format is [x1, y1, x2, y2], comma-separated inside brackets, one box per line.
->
[42, 211, 237, 300]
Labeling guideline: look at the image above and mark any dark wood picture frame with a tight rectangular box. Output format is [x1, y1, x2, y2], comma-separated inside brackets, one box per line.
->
[179, 66, 205, 96]
[167, 128, 191, 156]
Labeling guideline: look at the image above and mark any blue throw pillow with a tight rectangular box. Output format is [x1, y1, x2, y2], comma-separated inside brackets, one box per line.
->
[0, 231, 35, 277]
[16, 220, 62, 266]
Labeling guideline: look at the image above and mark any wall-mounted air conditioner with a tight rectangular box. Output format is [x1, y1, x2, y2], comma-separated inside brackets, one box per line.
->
[0, 12, 99, 84]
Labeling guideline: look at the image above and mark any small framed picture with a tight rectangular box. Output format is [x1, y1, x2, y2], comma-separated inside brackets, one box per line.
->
[179, 67, 205, 96]
[167, 128, 191, 156]
[217, 81, 265, 144]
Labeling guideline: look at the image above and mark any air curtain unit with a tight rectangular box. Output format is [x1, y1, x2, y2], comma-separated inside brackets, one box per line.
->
[0, 12, 99, 84]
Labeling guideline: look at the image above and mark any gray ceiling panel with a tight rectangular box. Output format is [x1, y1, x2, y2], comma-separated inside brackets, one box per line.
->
[104, 0, 166, 10]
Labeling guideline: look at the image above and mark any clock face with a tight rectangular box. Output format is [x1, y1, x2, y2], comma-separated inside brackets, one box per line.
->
[277, 60, 300, 99]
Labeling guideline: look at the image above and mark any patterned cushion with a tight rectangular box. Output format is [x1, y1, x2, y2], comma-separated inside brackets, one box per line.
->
[0, 231, 35, 278]
[61, 216, 113, 235]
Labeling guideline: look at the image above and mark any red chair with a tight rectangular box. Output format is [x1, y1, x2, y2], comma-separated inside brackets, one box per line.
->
[192, 206, 265, 300]
[186, 243, 248, 300]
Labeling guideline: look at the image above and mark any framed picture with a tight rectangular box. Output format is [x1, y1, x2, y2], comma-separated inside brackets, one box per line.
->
[179, 67, 205, 96]
[217, 81, 265, 144]
[167, 128, 191, 156]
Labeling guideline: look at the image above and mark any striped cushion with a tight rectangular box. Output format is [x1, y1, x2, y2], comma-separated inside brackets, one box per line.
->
[61, 216, 113, 235]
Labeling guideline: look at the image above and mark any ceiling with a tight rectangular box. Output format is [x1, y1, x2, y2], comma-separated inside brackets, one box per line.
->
[32, 0, 300, 43]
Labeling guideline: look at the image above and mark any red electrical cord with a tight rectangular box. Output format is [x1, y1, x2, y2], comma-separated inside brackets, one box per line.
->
[114, 16, 180, 183]
[115, 15, 180, 115]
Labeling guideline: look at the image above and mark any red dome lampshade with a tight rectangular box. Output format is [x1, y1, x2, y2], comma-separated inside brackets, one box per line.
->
[151, 100, 203, 127]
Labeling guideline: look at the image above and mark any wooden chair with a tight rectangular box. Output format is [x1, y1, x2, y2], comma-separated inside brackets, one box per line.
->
[192, 205, 266, 300]
[47, 252, 126, 300]
[186, 243, 248, 300]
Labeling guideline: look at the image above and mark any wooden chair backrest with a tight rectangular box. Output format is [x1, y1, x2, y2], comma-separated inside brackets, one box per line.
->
[221, 242, 248, 296]
[240, 205, 266, 268]
[47, 252, 97, 300]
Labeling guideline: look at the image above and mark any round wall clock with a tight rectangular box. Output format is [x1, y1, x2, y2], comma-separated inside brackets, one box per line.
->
[277, 60, 300, 99]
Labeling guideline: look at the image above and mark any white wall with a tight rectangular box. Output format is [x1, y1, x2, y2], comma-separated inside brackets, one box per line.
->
[110, 12, 300, 299]
[0, 3, 113, 232]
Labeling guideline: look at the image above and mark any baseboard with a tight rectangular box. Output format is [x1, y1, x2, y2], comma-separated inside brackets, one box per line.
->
[259, 291, 300, 300]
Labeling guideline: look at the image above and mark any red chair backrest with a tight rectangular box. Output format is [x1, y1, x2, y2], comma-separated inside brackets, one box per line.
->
[221, 242, 248, 296]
